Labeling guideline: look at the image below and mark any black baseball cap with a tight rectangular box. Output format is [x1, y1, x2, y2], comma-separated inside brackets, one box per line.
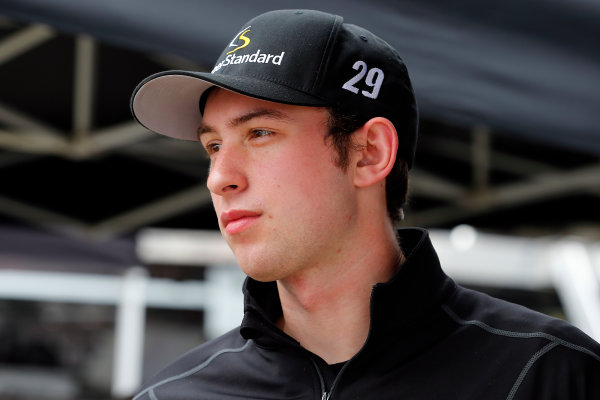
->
[131, 9, 418, 167]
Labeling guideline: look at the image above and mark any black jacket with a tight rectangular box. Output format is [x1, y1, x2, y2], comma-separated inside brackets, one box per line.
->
[134, 228, 600, 399]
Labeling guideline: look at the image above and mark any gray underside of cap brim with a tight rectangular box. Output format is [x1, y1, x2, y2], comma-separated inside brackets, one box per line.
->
[131, 71, 328, 141]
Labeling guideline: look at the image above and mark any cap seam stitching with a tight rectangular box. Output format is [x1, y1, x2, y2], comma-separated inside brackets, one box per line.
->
[311, 15, 343, 94]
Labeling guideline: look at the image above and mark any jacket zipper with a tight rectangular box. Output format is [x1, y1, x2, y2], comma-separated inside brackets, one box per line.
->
[323, 361, 351, 400]
[309, 357, 329, 400]
[309, 356, 352, 400]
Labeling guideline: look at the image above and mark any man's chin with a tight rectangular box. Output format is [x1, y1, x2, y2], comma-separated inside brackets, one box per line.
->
[239, 264, 277, 282]
[238, 260, 283, 283]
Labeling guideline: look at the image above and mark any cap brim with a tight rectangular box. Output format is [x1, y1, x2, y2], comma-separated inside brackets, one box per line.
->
[130, 70, 328, 141]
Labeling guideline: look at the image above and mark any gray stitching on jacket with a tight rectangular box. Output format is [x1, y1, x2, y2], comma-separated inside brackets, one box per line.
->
[133, 340, 252, 400]
[505, 342, 559, 400]
[442, 305, 600, 363]
[442, 304, 600, 400]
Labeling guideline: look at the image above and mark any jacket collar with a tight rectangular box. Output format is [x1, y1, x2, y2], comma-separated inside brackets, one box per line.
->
[240, 228, 455, 347]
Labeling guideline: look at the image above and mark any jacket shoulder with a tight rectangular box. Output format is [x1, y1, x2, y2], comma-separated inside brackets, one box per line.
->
[444, 286, 600, 397]
[447, 285, 600, 351]
[133, 327, 248, 400]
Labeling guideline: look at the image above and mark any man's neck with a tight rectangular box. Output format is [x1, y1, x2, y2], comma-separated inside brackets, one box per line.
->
[275, 227, 404, 364]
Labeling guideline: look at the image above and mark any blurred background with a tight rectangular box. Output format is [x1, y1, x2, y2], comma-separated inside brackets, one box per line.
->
[0, 0, 599, 398]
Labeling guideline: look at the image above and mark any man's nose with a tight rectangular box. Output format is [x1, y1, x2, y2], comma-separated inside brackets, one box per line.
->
[206, 145, 248, 196]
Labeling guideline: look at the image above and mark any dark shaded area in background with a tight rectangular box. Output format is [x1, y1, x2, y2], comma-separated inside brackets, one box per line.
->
[2, 0, 600, 154]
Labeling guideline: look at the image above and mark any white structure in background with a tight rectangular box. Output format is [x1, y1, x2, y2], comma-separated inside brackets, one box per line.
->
[136, 228, 244, 338]
[550, 241, 600, 341]
[0, 229, 244, 399]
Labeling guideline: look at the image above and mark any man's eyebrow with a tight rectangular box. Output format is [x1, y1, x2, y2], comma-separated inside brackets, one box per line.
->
[197, 123, 216, 140]
[227, 108, 291, 128]
[197, 108, 292, 140]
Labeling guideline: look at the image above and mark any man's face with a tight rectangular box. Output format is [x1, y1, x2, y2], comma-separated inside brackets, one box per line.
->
[200, 89, 359, 282]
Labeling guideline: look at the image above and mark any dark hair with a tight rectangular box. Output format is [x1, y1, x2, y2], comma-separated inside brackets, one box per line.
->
[326, 106, 409, 224]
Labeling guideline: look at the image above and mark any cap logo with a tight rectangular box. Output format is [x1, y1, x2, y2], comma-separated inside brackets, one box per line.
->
[211, 25, 286, 73]
[227, 26, 251, 55]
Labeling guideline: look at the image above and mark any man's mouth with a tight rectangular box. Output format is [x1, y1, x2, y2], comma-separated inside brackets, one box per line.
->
[220, 210, 262, 235]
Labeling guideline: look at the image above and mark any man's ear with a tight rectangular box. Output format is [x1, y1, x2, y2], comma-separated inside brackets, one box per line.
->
[353, 117, 398, 188]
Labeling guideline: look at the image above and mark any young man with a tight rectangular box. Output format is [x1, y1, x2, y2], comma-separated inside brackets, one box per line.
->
[130, 9, 600, 400]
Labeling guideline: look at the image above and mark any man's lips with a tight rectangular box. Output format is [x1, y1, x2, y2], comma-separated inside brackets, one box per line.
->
[220, 210, 262, 235]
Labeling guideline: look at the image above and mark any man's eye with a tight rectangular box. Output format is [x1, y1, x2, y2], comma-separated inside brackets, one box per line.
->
[205, 143, 221, 155]
[250, 129, 274, 139]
